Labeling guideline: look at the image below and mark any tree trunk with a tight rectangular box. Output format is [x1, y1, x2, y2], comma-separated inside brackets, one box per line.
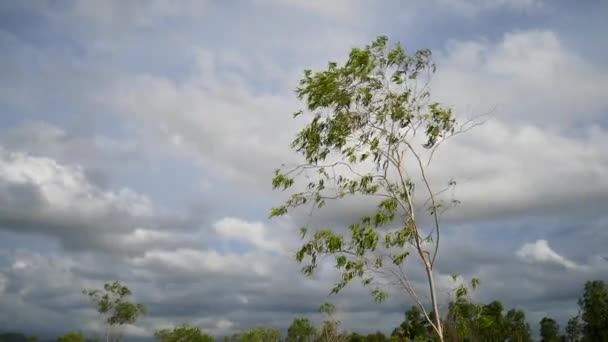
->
[424, 256, 444, 342]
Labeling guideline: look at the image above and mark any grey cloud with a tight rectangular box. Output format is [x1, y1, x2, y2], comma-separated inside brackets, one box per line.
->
[1, 0, 608, 340]
[0, 148, 196, 256]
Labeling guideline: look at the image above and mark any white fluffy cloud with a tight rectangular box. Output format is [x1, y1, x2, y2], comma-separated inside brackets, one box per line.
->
[436, 0, 543, 16]
[516, 239, 579, 269]
[0, 148, 184, 254]
[214, 217, 282, 253]
[434, 30, 608, 125]
[1, 1, 607, 339]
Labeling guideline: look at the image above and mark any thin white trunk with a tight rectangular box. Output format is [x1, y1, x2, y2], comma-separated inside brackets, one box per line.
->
[424, 257, 444, 341]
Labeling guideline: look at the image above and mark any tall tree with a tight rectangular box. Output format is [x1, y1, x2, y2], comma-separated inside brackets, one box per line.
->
[504, 309, 532, 342]
[579, 280, 608, 341]
[271, 36, 481, 342]
[83, 281, 146, 342]
[540, 317, 560, 342]
[287, 318, 317, 342]
[154, 325, 214, 342]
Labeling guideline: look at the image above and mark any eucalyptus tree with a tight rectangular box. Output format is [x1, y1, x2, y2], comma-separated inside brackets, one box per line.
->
[271, 36, 481, 341]
[82, 281, 146, 342]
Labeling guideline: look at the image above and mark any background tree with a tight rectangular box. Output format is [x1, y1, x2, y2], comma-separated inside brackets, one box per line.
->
[390, 306, 431, 341]
[579, 280, 608, 341]
[443, 284, 483, 342]
[349, 332, 388, 342]
[0, 333, 39, 342]
[504, 309, 532, 342]
[56, 332, 87, 342]
[364, 331, 389, 342]
[287, 318, 317, 342]
[540, 317, 560, 342]
[317, 303, 348, 342]
[154, 325, 214, 342]
[475, 300, 505, 341]
[83, 281, 146, 342]
[231, 327, 281, 342]
[564, 315, 582, 342]
[271, 35, 481, 342]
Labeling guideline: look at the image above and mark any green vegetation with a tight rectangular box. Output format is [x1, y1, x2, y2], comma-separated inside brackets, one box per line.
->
[2, 36, 606, 342]
[55, 332, 87, 342]
[82, 281, 146, 342]
[270, 35, 484, 341]
[3, 279, 606, 341]
[154, 325, 214, 342]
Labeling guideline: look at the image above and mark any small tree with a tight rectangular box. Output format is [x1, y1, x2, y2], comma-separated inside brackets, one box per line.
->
[391, 306, 431, 340]
[287, 318, 317, 342]
[540, 317, 560, 342]
[83, 281, 146, 342]
[154, 324, 214, 342]
[317, 303, 347, 342]
[564, 315, 582, 342]
[270, 36, 481, 341]
[504, 309, 532, 342]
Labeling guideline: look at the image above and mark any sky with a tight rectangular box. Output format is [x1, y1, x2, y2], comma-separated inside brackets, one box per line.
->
[0, 0, 607, 339]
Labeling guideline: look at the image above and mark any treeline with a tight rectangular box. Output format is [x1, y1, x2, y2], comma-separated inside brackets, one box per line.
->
[1, 280, 606, 342]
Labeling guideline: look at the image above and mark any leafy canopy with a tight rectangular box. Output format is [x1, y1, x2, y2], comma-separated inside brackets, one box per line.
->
[83, 281, 146, 326]
[271, 35, 462, 302]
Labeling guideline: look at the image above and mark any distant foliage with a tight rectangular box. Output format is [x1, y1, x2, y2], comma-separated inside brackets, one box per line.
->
[229, 327, 281, 342]
[154, 325, 214, 342]
[5, 279, 608, 341]
[579, 280, 608, 341]
[0, 333, 38, 342]
[56, 332, 87, 342]
[287, 318, 317, 342]
[539, 317, 560, 342]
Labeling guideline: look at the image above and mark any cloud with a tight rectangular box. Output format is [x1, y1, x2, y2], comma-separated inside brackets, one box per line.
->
[213, 217, 282, 253]
[434, 30, 608, 125]
[254, 0, 363, 18]
[435, 0, 543, 16]
[1, 1, 608, 340]
[0, 148, 185, 254]
[516, 239, 579, 269]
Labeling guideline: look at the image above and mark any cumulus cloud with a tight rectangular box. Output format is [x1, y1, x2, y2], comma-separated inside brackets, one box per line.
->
[516, 239, 579, 269]
[0, 148, 183, 254]
[436, 0, 543, 16]
[214, 217, 282, 253]
[434, 30, 608, 125]
[0, 0, 607, 339]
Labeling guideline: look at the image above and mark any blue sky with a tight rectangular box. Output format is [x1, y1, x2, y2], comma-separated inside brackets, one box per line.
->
[0, 0, 607, 339]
